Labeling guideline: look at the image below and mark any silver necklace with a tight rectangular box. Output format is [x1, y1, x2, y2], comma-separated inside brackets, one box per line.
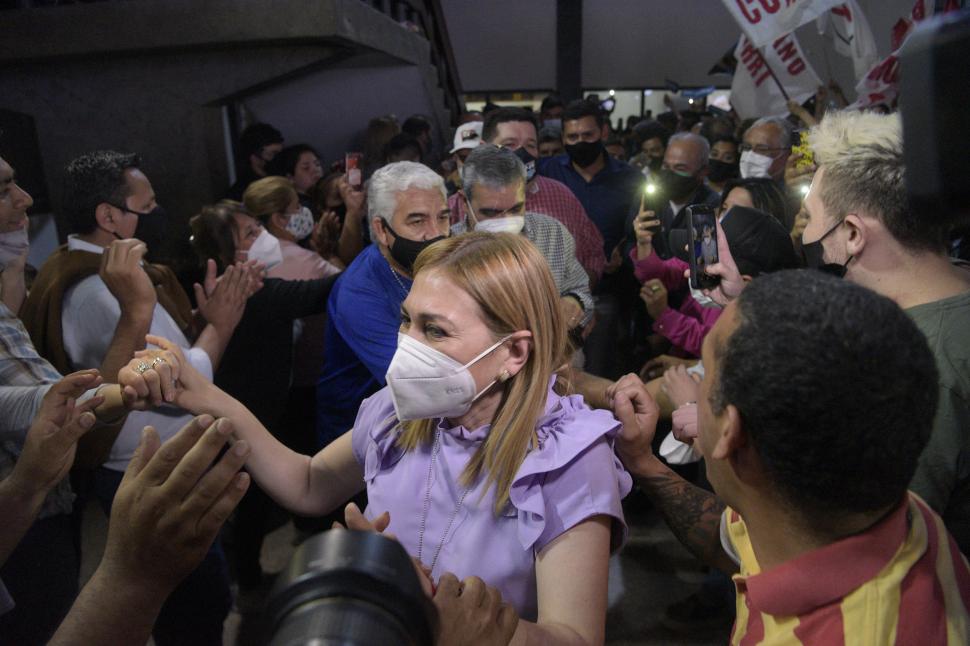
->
[416, 430, 470, 574]
[387, 259, 409, 297]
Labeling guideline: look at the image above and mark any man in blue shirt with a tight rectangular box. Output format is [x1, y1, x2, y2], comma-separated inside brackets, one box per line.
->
[538, 100, 643, 260]
[538, 100, 643, 378]
[317, 161, 451, 444]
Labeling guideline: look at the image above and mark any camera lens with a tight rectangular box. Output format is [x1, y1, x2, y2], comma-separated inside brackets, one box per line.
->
[264, 530, 437, 646]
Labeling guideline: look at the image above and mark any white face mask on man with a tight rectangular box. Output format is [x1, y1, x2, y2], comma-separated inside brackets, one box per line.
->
[246, 228, 283, 270]
[738, 150, 775, 179]
[385, 332, 511, 421]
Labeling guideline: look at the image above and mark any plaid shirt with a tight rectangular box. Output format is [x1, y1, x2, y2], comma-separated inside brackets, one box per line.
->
[449, 176, 606, 280]
[451, 212, 594, 326]
[0, 302, 73, 518]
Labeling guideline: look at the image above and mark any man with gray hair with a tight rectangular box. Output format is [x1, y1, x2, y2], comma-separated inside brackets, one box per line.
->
[453, 145, 593, 329]
[800, 109, 970, 555]
[739, 116, 793, 183]
[636, 132, 721, 259]
[317, 161, 450, 445]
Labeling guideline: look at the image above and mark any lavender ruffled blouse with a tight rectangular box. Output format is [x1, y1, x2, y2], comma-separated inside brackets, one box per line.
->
[351, 380, 632, 620]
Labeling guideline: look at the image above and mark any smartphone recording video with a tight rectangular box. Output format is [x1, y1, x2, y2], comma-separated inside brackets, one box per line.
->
[686, 205, 721, 290]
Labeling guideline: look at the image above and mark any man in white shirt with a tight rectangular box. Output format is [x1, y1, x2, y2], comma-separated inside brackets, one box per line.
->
[23, 150, 252, 645]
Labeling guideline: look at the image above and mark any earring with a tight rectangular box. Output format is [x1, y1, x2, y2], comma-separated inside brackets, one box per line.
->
[498, 369, 511, 383]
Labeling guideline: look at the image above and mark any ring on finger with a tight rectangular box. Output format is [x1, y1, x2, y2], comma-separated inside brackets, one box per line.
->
[150, 356, 167, 369]
[134, 361, 151, 374]
[651, 285, 661, 292]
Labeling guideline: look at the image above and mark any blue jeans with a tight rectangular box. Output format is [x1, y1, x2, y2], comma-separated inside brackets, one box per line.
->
[94, 467, 231, 646]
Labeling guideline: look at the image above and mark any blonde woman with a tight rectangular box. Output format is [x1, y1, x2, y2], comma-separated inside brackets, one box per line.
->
[123, 232, 630, 644]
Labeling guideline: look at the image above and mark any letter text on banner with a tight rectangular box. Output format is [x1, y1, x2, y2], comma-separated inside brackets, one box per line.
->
[722, 0, 845, 48]
[730, 33, 822, 119]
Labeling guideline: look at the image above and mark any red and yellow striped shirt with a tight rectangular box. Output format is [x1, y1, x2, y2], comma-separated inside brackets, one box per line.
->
[723, 493, 970, 645]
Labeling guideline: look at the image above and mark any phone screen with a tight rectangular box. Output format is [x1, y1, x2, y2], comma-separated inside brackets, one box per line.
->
[687, 205, 721, 290]
[345, 152, 363, 188]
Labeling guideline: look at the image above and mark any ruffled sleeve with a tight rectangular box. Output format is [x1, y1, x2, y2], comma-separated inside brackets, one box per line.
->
[350, 387, 407, 481]
[508, 391, 633, 555]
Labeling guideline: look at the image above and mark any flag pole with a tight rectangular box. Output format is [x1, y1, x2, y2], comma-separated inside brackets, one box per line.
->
[759, 45, 791, 101]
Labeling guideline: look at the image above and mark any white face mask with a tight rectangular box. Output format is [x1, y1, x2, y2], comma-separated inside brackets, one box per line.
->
[0, 226, 29, 269]
[385, 332, 510, 421]
[246, 228, 283, 270]
[739, 150, 775, 179]
[474, 215, 525, 235]
[468, 203, 525, 235]
[285, 206, 315, 241]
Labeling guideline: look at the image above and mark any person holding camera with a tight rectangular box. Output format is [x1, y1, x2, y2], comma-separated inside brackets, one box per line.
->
[122, 231, 630, 645]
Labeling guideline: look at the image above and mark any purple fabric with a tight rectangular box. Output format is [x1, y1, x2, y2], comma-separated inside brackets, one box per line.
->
[351, 381, 631, 620]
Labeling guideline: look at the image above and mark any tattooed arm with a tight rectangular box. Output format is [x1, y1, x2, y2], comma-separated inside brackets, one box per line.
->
[633, 456, 737, 574]
[610, 373, 737, 575]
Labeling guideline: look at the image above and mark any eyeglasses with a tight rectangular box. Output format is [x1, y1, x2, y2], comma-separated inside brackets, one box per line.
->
[739, 143, 787, 156]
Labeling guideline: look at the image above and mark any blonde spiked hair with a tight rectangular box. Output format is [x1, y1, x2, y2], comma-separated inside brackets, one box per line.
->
[396, 231, 570, 515]
[808, 110, 947, 251]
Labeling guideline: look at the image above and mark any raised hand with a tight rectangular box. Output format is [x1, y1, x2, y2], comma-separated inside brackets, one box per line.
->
[661, 364, 701, 409]
[119, 335, 211, 414]
[609, 373, 661, 473]
[196, 264, 251, 338]
[685, 218, 745, 306]
[100, 416, 250, 597]
[12, 370, 104, 495]
[100, 239, 156, 318]
[640, 279, 669, 320]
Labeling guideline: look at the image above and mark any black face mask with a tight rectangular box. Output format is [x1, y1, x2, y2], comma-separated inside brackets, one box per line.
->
[565, 140, 605, 168]
[658, 168, 700, 202]
[512, 146, 537, 182]
[707, 159, 739, 183]
[131, 205, 168, 262]
[382, 221, 445, 273]
[647, 155, 664, 172]
[802, 220, 851, 278]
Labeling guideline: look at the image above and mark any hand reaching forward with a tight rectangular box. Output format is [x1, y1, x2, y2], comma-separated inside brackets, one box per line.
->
[13, 370, 104, 496]
[100, 416, 250, 599]
[119, 335, 212, 414]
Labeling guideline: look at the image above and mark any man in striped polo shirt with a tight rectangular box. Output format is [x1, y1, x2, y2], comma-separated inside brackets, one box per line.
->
[612, 270, 970, 645]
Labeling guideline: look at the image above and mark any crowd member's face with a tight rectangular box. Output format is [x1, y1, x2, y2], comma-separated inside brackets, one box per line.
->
[541, 106, 564, 122]
[641, 137, 665, 163]
[696, 304, 742, 502]
[254, 143, 283, 175]
[378, 186, 450, 245]
[562, 115, 605, 146]
[605, 143, 627, 161]
[109, 168, 157, 240]
[468, 181, 526, 226]
[292, 151, 323, 194]
[401, 268, 510, 395]
[720, 187, 754, 216]
[231, 210, 262, 261]
[538, 139, 564, 158]
[0, 158, 33, 234]
[491, 121, 539, 159]
[801, 167, 851, 268]
[710, 140, 739, 165]
[742, 124, 790, 180]
[662, 140, 705, 177]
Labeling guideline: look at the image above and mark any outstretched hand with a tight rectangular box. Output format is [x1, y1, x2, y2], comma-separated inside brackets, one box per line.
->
[13, 370, 104, 496]
[119, 335, 212, 414]
[100, 416, 250, 598]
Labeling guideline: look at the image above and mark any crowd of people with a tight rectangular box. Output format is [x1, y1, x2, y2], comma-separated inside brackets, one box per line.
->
[0, 84, 968, 646]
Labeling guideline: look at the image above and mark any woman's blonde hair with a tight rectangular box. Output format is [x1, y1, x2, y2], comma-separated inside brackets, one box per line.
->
[396, 231, 570, 514]
[243, 176, 297, 222]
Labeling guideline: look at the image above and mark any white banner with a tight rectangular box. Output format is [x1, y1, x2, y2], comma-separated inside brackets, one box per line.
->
[730, 33, 822, 119]
[721, 0, 845, 48]
[816, 1, 879, 81]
